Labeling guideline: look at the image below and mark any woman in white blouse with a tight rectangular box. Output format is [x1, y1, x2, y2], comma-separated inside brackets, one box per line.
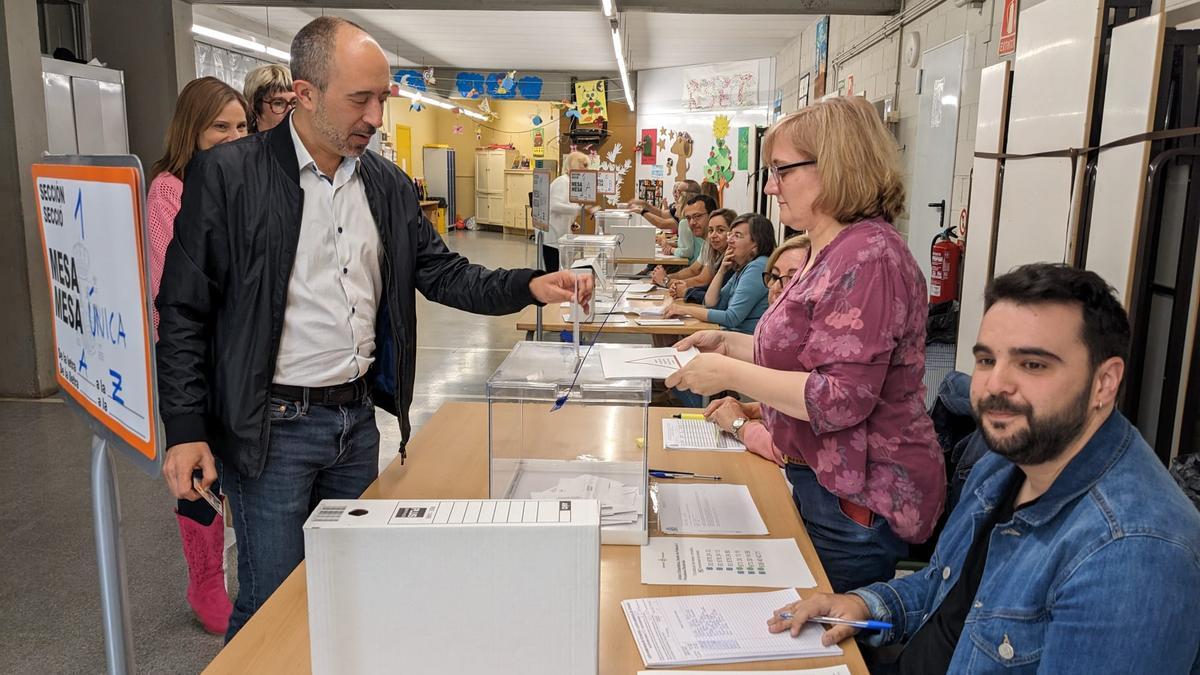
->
[544, 151, 591, 271]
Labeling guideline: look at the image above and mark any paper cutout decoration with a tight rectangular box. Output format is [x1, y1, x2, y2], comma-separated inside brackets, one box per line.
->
[657, 137, 666, 151]
[597, 143, 633, 207]
[640, 128, 657, 165]
[659, 127, 667, 136]
[515, 76, 544, 100]
[666, 158, 674, 175]
[422, 67, 437, 85]
[683, 63, 757, 110]
[573, 79, 608, 125]
[562, 100, 581, 122]
[496, 70, 516, 95]
[737, 127, 750, 171]
[453, 124, 464, 135]
[670, 132, 693, 182]
[704, 116, 734, 190]
[409, 101, 423, 112]
[393, 69, 427, 92]
[456, 72, 484, 97]
[478, 97, 493, 117]
[475, 126, 482, 141]
[485, 72, 517, 99]
[531, 114, 543, 126]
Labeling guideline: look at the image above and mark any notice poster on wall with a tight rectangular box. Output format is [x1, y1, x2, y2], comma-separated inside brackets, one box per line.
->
[531, 168, 552, 231]
[568, 169, 598, 204]
[814, 16, 830, 99]
[596, 170, 618, 195]
[640, 128, 658, 165]
[32, 159, 159, 467]
[998, 0, 1019, 56]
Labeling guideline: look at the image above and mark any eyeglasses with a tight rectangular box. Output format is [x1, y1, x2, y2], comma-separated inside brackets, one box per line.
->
[684, 213, 708, 223]
[758, 160, 817, 184]
[763, 271, 796, 286]
[265, 97, 297, 114]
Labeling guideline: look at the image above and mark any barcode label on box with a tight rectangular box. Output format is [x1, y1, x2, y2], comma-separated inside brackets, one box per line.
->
[312, 506, 345, 523]
[395, 507, 429, 519]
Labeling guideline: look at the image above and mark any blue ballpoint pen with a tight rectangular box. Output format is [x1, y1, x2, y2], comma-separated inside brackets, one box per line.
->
[649, 470, 721, 480]
[777, 613, 892, 631]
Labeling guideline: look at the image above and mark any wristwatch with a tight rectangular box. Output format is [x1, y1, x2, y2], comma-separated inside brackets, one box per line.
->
[730, 417, 748, 440]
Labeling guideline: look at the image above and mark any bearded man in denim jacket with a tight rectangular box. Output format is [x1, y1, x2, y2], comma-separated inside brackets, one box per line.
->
[769, 263, 1200, 673]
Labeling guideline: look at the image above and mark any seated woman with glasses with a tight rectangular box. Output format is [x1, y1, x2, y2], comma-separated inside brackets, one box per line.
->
[656, 208, 735, 300]
[665, 212, 775, 334]
[243, 64, 296, 133]
[666, 97, 945, 593]
[701, 233, 811, 465]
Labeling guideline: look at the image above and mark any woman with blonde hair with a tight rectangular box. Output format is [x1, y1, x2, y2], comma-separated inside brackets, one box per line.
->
[544, 151, 591, 271]
[667, 96, 945, 593]
[147, 75, 248, 635]
[243, 64, 295, 133]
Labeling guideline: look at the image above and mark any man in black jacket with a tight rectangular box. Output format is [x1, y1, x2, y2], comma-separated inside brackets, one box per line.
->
[156, 16, 589, 639]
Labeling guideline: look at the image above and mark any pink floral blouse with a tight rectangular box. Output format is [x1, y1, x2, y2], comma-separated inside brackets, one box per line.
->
[754, 218, 945, 543]
[147, 171, 183, 335]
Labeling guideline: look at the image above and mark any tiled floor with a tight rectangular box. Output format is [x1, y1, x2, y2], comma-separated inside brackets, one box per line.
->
[0, 229, 540, 674]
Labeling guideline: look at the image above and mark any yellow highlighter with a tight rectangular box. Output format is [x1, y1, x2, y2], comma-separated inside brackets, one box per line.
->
[672, 413, 705, 421]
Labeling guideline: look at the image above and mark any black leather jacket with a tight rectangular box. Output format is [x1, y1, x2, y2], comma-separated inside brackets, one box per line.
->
[156, 117, 539, 478]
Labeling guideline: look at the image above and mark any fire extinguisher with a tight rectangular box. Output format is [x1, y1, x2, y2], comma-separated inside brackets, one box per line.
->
[930, 226, 963, 304]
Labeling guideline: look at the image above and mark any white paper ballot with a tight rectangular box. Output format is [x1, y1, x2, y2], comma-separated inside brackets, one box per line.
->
[621, 589, 842, 667]
[600, 347, 699, 379]
[638, 662, 854, 667]
[656, 483, 768, 535]
[641, 537, 816, 588]
[635, 304, 670, 317]
[663, 418, 747, 452]
[562, 313, 630, 325]
[530, 474, 642, 528]
[616, 282, 655, 293]
[625, 293, 665, 300]
[635, 318, 685, 326]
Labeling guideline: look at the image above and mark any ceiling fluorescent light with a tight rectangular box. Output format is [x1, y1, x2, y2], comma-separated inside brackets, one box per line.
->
[611, 27, 634, 112]
[601, 0, 615, 17]
[393, 85, 489, 121]
[193, 25, 265, 54]
[265, 47, 291, 62]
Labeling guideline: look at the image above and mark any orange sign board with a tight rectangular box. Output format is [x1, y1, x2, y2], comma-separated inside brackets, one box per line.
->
[32, 161, 158, 464]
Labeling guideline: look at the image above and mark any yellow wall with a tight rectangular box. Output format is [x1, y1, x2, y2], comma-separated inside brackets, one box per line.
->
[382, 97, 563, 222]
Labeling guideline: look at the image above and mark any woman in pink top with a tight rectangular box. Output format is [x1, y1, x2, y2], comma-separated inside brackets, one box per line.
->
[668, 96, 945, 592]
[147, 76, 248, 635]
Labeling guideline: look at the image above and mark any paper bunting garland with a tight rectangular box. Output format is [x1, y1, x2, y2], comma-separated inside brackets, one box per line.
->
[453, 124, 464, 135]
[496, 70, 517, 95]
[422, 67, 436, 85]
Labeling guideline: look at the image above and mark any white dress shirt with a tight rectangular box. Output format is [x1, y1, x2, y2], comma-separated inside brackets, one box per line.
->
[274, 118, 382, 387]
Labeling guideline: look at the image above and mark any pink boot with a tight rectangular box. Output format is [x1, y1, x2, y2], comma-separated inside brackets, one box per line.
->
[176, 511, 234, 635]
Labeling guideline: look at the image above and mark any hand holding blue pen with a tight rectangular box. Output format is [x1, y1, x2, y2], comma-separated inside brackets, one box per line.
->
[649, 469, 721, 480]
[777, 613, 892, 631]
[767, 592, 881, 645]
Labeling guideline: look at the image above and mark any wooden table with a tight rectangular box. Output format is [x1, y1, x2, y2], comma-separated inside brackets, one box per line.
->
[515, 296, 718, 338]
[204, 404, 867, 674]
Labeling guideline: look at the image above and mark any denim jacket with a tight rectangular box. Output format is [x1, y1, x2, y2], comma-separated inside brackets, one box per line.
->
[849, 410, 1200, 673]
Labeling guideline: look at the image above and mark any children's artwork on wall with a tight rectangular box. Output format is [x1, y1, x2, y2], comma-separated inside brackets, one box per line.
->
[515, 76, 544, 100]
[394, 69, 427, 92]
[531, 128, 545, 157]
[704, 116, 734, 190]
[422, 67, 436, 86]
[683, 61, 759, 110]
[814, 16, 830, 99]
[797, 72, 811, 109]
[597, 143, 633, 207]
[670, 132, 693, 182]
[495, 70, 517, 95]
[638, 179, 664, 209]
[574, 79, 608, 125]
[737, 127, 750, 171]
[640, 128, 657, 165]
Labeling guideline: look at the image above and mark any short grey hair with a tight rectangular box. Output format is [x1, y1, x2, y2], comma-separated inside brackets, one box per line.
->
[243, 64, 292, 110]
[290, 16, 366, 91]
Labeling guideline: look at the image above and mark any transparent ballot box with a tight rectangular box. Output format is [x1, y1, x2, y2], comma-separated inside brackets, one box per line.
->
[487, 341, 650, 545]
[594, 209, 633, 236]
[557, 234, 619, 300]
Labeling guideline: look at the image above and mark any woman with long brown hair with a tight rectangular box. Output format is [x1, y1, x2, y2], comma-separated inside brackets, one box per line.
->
[146, 75, 247, 635]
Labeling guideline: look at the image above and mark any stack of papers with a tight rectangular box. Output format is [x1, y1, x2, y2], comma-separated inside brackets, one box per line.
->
[635, 304, 670, 318]
[530, 474, 641, 527]
[625, 292, 665, 300]
[663, 418, 747, 452]
[561, 313, 631, 325]
[622, 589, 843, 667]
[615, 281, 655, 293]
[638, 667, 852, 675]
[656, 483, 768, 535]
[600, 346, 698, 379]
[641, 537, 817, 588]
[635, 318, 686, 326]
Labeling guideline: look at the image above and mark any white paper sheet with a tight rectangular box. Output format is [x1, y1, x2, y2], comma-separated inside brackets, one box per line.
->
[638, 662, 854, 667]
[621, 589, 842, 667]
[600, 347, 699, 379]
[635, 304, 670, 318]
[616, 282, 655, 293]
[625, 293, 665, 300]
[663, 418, 746, 452]
[656, 483, 768, 535]
[561, 313, 631, 325]
[635, 318, 685, 326]
[641, 537, 816, 588]
[530, 474, 642, 528]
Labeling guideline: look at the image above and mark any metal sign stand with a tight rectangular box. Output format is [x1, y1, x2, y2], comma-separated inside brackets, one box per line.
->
[91, 434, 134, 674]
[535, 229, 545, 340]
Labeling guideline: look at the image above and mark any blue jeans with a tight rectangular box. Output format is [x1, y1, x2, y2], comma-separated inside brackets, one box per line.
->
[672, 387, 706, 408]
[222, 391, 380, 641]
[786, 463, 907, 593]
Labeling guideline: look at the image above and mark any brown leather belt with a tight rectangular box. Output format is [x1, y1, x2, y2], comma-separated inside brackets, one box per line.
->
[271, 378, 368, 406]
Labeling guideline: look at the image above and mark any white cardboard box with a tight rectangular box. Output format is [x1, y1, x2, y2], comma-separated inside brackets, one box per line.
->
[609, 221, 657, 259]
[304, 499, 600, 675]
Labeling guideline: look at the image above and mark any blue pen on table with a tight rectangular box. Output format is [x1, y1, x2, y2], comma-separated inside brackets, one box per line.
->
[777, 613, 892, 631]
[649, 469, 721, 480]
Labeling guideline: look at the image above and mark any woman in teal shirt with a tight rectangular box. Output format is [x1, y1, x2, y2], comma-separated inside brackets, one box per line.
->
[667, 213, 776, 334]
